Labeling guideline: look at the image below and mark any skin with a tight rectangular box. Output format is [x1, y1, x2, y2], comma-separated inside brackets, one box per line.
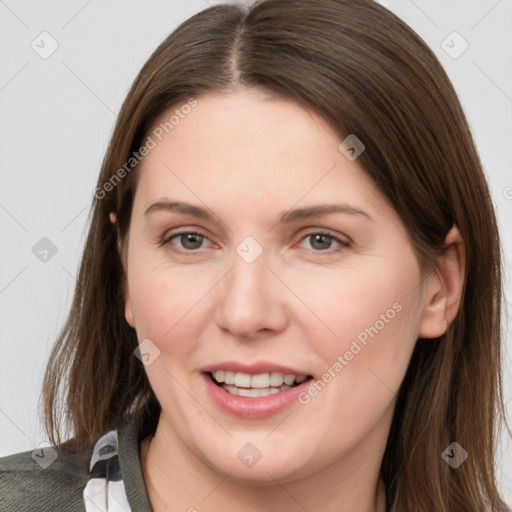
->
[114, 89, 465, 512]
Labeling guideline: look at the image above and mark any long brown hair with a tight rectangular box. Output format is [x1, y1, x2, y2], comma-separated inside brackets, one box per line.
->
[40, 1, 510, 510]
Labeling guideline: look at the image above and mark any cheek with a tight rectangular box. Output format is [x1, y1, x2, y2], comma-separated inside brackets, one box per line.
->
[127, 254, 220, 358]
[127, 237, 421, 372]
[285, 254, 423, 421]
[285, 256, 419, 350]
[291, 267, 420, 444]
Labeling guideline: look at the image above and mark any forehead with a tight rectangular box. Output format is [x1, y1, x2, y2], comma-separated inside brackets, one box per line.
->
[134, 90, 386, 219]
[144, 90, 339, 164]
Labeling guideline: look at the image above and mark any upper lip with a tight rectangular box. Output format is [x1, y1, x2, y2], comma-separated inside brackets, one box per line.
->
[201, 361, 311, 376]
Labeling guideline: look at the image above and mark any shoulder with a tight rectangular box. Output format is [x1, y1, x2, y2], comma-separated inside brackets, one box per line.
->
[0, 441, 92, 512]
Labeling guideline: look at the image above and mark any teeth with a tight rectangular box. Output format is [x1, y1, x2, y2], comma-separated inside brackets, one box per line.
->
[251, 373, 271, 388]
[223, 384, 286, 397]
[269, 372, 284, 387]
[225, 385, 239, 396]
[211, 371, 309, 391]
[283, 374, 296, 385]
[223, 371, 235, 385]
[234, 372, 252, 388]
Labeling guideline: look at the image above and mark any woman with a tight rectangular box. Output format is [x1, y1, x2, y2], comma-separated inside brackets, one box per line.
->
[1, 0, 510, 511]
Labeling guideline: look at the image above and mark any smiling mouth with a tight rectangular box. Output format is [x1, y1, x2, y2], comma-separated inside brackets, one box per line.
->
[207, 370, 313, 398]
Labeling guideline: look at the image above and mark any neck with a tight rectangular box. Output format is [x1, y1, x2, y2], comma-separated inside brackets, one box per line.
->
[140, 421, 388, 512]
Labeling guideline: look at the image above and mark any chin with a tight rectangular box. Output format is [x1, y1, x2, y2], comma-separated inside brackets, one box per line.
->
[196, 440, 311, 485]
[218, 461, 305, 486]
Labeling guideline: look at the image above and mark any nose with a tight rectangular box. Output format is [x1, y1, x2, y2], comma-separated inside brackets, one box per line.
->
[214, 250, 289, 339]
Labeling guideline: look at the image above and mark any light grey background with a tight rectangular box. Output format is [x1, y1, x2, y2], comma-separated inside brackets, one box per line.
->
[1, 0, 511, 504]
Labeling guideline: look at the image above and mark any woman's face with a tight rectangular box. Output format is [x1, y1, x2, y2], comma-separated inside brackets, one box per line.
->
[122, 89, 434, 483]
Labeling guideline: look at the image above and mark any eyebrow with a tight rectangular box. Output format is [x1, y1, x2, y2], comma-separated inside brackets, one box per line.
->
[144, 200, 374, 223]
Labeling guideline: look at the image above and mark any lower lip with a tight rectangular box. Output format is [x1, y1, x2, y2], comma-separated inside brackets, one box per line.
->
[202, 372, 313, 419]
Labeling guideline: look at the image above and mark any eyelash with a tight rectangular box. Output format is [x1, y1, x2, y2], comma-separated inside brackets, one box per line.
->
[160, 230, 350, 255]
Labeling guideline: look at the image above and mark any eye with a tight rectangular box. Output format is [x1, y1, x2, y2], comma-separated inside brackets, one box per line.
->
[164, 231, 210, 251]
[298, 231, 350, 252]
[161, 230, 349, 254]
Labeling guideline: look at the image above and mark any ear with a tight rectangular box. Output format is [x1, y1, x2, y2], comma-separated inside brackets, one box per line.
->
[417, 225, 466, 338]
[110, 212, 135, 328]
[122, 276, 135, 328]
[109, 212, 122, 254]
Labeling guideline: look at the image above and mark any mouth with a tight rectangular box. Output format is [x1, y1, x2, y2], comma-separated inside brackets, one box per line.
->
[200, 362, 316, 418]
[206, 370, 313, 398]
